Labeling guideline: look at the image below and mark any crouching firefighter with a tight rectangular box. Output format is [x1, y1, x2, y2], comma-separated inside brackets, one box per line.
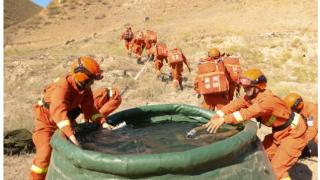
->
[284, 93, 318, 157]
[204, 68, 307, 180]
[93, 87, 122, 116]
[29, 56, 114, 180]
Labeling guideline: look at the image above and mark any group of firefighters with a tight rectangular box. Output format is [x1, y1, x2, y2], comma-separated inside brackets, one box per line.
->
[29, 26, 317, 180]
[121, 26, 191, 90]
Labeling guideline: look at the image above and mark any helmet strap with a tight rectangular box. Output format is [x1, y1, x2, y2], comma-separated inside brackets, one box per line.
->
[292, 97, 303, 112]
[246, 87, 260, 100]
[75, 78, 93, 90]
[75, 79, 85, 90]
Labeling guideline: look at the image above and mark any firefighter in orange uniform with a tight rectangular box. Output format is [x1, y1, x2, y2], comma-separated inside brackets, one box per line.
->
[194, 48, 240, 110]
[29, 56, 114, 180]
[284, 93, 318, 156]
[204, 68, 307, 180]
[93, 87, 122, 116]
[120, 27, 134, 56]
[144, 30, 157, 60]
[167, 48, 191, 90]
[131, 30, 146, 64]
[153, 42, 169, 78]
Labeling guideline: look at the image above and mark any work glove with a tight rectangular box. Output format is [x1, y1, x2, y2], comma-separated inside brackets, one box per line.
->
[102, 122, 114, 130]
[69, 134, 80, 146]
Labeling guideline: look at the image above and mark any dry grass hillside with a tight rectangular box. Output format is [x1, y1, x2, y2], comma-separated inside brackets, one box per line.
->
[3, 0, 318, 179]
[4, 0, 42, 29]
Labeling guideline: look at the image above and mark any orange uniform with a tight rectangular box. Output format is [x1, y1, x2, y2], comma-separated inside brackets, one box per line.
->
[153, 43, 168, 78]
[131, 31, 146, 62]
[215, 89, 307, 179]
[144, 30, 157, 58]
[145, 42, 154, 58]
[300, 101, 318, 144]
[30, 75, 105, 180]
[168, 49, 190, 90]
[121, 28, 134, 53]
[194, 57, 238, 110]
[93, 87, 122, 116]
[132, 39, 145, 57]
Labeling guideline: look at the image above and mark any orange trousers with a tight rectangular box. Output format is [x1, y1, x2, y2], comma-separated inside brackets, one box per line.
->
[201, 93, 231, 110]
[145, 42, 155, 57]
[262, 118, 307, 179]
[170, 63, 183, 88]
[132, 44, 144, 58]
[30, 105, 55, 180]
[154, 58, 164, 77]
[124, 40, 132, 50]
[30, 94, 120, 180]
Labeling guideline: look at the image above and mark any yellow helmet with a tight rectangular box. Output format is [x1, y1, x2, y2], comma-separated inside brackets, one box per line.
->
[284, 93, 304, 112]
[208, 48, 220, 59]
[239, 68, 267, 90]
[71, 56, 103, 86]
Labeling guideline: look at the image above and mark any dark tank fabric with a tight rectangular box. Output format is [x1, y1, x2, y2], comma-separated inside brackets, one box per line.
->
[47, 104, 275, 180]
[79, 121, 240, 155]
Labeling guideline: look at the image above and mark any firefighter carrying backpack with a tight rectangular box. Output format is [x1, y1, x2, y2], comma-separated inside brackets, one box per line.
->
[195, 58, 229, 95]
[155, 43, 168, 59]
[4, 129, 35, 155]
[168, 49, 184, 65]
[123, 31, 134, 41]
[146, 30, 157, 43]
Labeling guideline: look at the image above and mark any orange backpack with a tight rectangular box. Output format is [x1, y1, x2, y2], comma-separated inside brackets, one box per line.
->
[123, 31, 134, 40]
[223, 56, 241, 83]
[146, 30, 157, 43]
[195, 59, 229, 95]
[155, 43, 168, 59]
[168, 49, 184, 65]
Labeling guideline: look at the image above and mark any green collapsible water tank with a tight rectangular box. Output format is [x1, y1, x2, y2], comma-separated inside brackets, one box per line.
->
[46, 104, 275, 179]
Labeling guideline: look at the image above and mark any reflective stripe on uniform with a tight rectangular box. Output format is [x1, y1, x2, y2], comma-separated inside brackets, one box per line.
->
[265, 116, 277, 126]
[280, 176, 291, 180]
[108, 87, 113, 98]
[54, 77, 60, 83]
[290, 112, 301, 129]
[216, 110, 225, 118]
[57, 120, 71, 129]
[91, 113, 103, 121]
[31, 164, 48, 174]
[37, 100, 44, 106]
[233, 111, 244, 122]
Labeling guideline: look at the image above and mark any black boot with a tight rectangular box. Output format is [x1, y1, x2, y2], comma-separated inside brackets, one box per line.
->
[137, 58, 142, 64]
[179, 84, 184, 91]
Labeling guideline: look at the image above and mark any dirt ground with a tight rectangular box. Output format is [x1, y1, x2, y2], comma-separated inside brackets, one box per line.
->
[3, 0, 317, 179]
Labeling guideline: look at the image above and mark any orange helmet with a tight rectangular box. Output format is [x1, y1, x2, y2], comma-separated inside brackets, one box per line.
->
[239, 68, 267, 90]
[208, 48, 220, 59]
[284, 93, 304, 112]
[71, 56, 103, 85]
